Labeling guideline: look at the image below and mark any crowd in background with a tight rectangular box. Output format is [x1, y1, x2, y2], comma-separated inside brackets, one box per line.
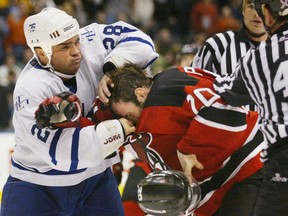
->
[0, 0, 243, 130]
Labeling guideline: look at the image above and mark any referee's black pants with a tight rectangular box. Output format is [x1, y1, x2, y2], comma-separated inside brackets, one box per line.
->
[252, 147, 288, 216]
[215, 147, 288, 216]
[214, 169, 262, 216]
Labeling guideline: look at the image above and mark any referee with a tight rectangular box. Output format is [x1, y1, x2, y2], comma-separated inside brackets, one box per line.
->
[191, 0, 267, 76]
[214, 0, 288, 215]
[192, 2, 267, 213]
[191, 0, 267, 112]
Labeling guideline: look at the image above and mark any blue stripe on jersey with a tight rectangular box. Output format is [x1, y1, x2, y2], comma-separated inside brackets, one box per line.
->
[69, 128, 81, 172]
[144, 56, 158, 69]
[63, 77, 77, 93]
[121, 27, 137, 33]
[119, 37, 155, 51]
[12, 159, 87, 175]
[49, 128, 63, 165]
[67, 85, 77, 94]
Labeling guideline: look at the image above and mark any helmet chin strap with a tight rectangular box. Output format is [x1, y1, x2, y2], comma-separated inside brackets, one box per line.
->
[37, 47, 77, 80]
[254, 7, 278, 38]
[263, 18, 280, 37]
[43, 62, 76, 79]
[44, 54, 77, 80]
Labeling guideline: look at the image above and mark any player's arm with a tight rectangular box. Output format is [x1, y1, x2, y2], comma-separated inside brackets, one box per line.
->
[191, 37, 218, 73]
[176, 77, 249, 179]
[96, 21, 159, 103]
[33, 92, 135, 171]
[175, 100, 205, 181]
[100, 21, 158, 70]
[213, 62, 254, 106]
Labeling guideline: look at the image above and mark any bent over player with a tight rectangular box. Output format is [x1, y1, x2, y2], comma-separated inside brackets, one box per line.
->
[108, 64, 264, 216]
[0, 7, 158, 216]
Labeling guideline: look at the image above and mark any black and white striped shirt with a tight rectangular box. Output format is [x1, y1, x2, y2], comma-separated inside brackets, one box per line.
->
[192, 27, 261, 111]
[214, 27, 288, 160]
[192, 27, 260, 76]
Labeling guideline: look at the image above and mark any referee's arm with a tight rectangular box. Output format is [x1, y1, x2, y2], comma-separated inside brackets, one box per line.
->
[213, 71, 254, 107]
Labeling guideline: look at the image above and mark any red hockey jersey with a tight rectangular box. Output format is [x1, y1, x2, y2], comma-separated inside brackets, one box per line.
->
[134, 66, 264, 215]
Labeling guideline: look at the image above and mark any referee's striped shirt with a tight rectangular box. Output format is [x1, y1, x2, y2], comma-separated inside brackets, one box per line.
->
[192, 27, 261, 111]
[192, 27, 260, 76]
[214, 28, 288, 161]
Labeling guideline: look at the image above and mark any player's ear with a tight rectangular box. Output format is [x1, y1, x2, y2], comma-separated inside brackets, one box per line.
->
[135, 87, 147, 103]
[35, 48, 44, 57]
[35, 48, 48, 64]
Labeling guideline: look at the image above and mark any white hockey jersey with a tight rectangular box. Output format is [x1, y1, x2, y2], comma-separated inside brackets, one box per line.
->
[11, 21, 158, 186]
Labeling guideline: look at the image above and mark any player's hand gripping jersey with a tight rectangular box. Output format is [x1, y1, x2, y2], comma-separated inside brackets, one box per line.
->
[124, 66, 264, 216]
[11, 21, 158, 187]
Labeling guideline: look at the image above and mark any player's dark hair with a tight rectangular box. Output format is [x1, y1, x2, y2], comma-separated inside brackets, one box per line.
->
[108, 63, 152, 106]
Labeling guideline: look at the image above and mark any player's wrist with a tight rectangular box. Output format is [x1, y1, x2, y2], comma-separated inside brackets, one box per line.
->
[95, 119, 126, 158]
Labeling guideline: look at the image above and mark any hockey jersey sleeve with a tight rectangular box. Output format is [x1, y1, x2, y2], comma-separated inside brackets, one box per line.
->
[192, 31, 236, 76]
[96, 21, 158, 69]
[213, 60, 254, 106]
[191, 33, 227, 74]
[192, 42, 216, 72]
[12, 71, 126, 173]
[176, 80, 255, 179]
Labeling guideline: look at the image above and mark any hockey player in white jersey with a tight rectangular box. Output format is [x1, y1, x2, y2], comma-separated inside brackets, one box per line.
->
[0, 7, 158, 216]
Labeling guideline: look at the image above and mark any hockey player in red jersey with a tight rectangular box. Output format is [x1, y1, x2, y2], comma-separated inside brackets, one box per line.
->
[33, 63, 264, 215]
[107, 63, 264, 216]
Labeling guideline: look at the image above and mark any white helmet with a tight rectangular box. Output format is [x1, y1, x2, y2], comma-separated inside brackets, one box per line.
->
[24, 7, 80, 76]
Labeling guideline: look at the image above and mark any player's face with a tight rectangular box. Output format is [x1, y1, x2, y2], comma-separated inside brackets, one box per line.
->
[51, 35, 82, 75]
[111, 101, 142, 125]
[243, 0, 266, 38]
